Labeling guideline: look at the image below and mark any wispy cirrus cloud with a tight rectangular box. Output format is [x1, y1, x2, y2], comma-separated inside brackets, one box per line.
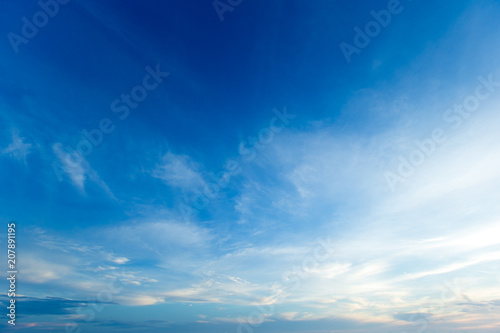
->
[52, 143, 115, 198]
[151, 152, 205, 190]
[2, 130, 32, 163]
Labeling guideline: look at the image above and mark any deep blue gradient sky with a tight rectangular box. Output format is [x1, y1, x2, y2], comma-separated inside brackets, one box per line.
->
[1, 0, 500, 332]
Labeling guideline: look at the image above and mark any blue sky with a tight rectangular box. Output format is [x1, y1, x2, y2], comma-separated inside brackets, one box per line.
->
[1, 0, 500, 332]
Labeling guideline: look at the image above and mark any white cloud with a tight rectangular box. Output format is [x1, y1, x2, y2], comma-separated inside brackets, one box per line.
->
[109, 256, 130, 264]
[107, 219, 213, 252]
[22, 254, 73, 283]
[152, 152, 205, 190]
[114, 295, 165, 306]
[201, 105, 500, 325]
[2, 130, 32, 163]
[52, 143, 115, 198]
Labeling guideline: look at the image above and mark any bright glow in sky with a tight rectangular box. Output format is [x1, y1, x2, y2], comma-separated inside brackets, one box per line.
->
[1, 0, 500, 332]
